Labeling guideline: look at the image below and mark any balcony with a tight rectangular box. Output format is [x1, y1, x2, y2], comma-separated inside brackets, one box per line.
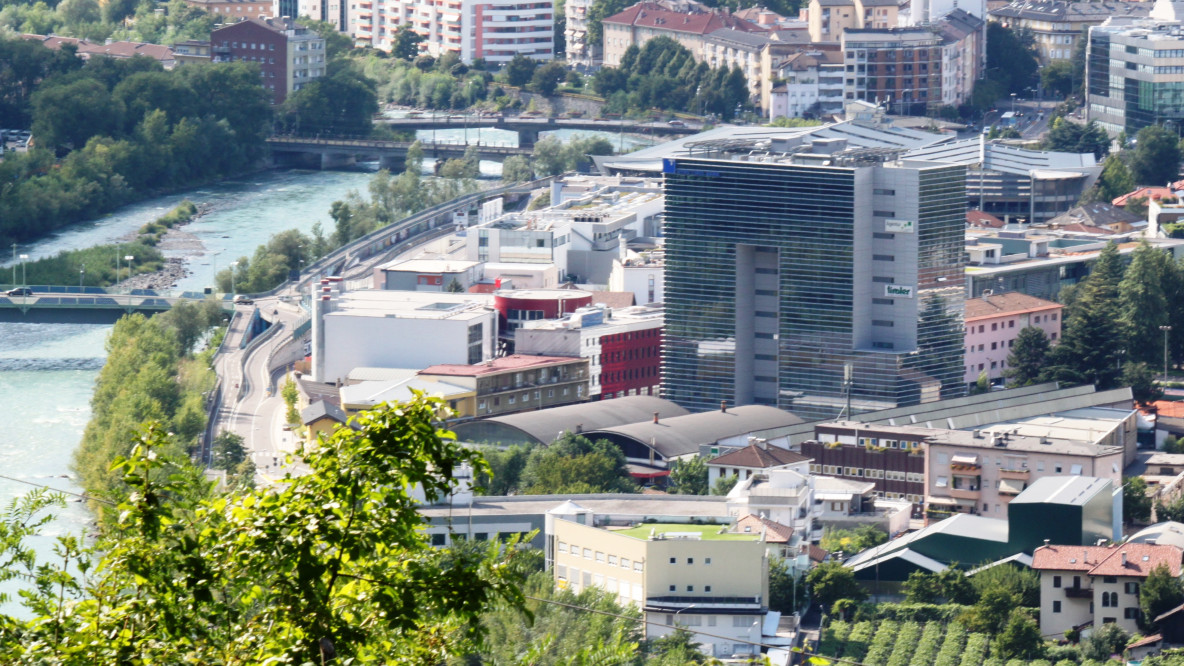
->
[949, 486, 980, 500]
[999, 468, 1030, 481]
[1064, 586, 1092, 599]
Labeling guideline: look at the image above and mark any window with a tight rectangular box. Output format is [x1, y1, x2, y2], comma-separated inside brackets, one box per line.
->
[558, 542, 568, 553]
[1053, 600, 1062, 613]
[1104, 576, 1118, 584]
[1126, 582, 1139, 595]
[705, 585, 712, 592]
[669, 585, 677, 592]
[705, 557, 712, 565]
[1125, 607, 1141, 620]
[686, 585, 694, 592]
[733, 616, 752, 628]
[669, 557, 677, 564]
[431, 533, 446, 546]
[1053, 575, 1062, 588]
[583, 548, 592, 559]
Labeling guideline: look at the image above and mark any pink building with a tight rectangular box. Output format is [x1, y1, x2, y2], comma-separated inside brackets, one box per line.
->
[964, 291, 1062, 386]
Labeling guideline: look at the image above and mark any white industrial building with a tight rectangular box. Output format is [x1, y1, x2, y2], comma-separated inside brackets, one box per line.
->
[311, 287, 497, 385]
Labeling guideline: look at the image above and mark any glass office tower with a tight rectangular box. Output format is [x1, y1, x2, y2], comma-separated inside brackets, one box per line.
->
[662, 151, 966, 419]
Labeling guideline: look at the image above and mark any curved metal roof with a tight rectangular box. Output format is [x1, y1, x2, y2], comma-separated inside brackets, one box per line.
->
[452, 396, 689, 446]
[586, 405, 804, 459]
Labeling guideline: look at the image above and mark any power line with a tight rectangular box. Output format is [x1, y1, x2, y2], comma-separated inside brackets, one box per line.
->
[0, 473, 116, 507]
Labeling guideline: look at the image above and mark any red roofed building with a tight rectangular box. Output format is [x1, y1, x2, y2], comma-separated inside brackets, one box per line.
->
[966, 210, 1005, 228]
[601, 1, 764, 66]
[1033, 542, 1184, 636]
[1113, 186, 1178, 208]
[22, 34, 177, 68]
[419, 354, 590, 417]
[963, 291, 1062, 386]
[706, 442, 811, 486]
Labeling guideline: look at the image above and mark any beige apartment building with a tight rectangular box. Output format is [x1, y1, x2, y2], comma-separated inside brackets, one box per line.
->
[548, 516, 769, 658]
[989, 0, 1151, 63]
[1033, 543, 1183, 637]
[925, 426, 1123, 520]
[600, 2, 763, 67]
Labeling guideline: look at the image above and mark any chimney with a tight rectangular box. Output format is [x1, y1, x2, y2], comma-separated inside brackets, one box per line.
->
[575, 423, 583, 433]
[721, 400, 728, 413]
[1043, 539, 1050, 546]
[653, 412, 660, 424]
[1122, 552, 1128, 565]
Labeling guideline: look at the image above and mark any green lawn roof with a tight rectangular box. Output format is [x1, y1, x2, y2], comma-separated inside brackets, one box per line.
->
[614, 523, 759, 541]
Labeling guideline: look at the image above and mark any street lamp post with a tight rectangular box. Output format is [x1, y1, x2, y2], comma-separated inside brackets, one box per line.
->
[1011, 92, 1017, 116]
[230, 261, 238, 298]
[125, 256, 134, 294]
[673, 604, 698, 628]
[1162, 325, 1173, 383]
[79, 265, 85, 289]
[19, 254, 27, 287]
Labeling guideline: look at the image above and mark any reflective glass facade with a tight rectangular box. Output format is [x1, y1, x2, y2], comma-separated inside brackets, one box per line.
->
[662, 156, 966, 419]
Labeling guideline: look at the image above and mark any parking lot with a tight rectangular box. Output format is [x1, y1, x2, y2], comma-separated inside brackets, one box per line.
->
[1, 129, 32, 154]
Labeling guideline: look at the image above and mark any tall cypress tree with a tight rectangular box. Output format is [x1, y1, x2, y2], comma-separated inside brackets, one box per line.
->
[1054, 242, 1125, 388]
[1119, 240, 1172, 366]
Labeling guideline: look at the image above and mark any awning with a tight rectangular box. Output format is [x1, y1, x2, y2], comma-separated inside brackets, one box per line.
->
[999, 478, 1025, 495]
[928, 496, 959, 505]
[951, 454, 980, 466]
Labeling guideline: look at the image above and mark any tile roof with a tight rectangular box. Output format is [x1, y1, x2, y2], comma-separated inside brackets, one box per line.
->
[963, 291, 1061, 321]
[301, 399, 349, 426]
[589, 290, 636, 309]
[735, 514, 794, 542]
[1048, 202, 1143, 230]
[421, 354, 582, 377]
[603, 2, 764, 35]
[1031, 544, 1115, 572]
[1127, 633, 1163, 650]
[707, 443, 811, 469]
[1113, 186, 1176, 207]
[22, 34, 176, 64]
[806, 543, 831, 563]
[1152, 400, 1184, 419]
[1032, 543, 1183, 578]
[967, 210, 1005, 228]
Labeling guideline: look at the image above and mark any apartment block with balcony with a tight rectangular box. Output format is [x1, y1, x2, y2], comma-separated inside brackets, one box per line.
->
[420, 354, 590, 417]
[767, 49, 845, 119]
[349, 0, 554, 63]
[725, 467, 814, 546]
[801, 423, 929, 504]
[1033, 543, 1184, 637]
[807, 0, 901, 44]
[210, 17, 325, 104]
[600, 2, 763, 67]
[547, 510, 770, 659]
[925, 426, 1123, 520]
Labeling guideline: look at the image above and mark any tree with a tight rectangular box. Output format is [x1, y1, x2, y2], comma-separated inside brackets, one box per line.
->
[1083, 622, 1130, 661]
[902, 568, 976, 605]
[282, 374, 300, 425]
[392, 24, 424, 60]
[711, 474, 738, 496]
[530, 60, 567, 96]
[279, 67, 379, 136]
[1040, 60, 1074, 98]
[985, 23, 1038, 95]
[1125, 476, 1154, 524]
[970, 562, 1040, 607]
[805, 562, 866, 612]
[1142, 562, 1184, 631]
[505, 54, 539, 87]
[476, 443, 535, 495]
[667, 456, 708, 495]
[211, 431, 247, 471]
[1124, 361, 1164, 405]
[156, 299, 223, 356]
[1052, 242, 1125, 389]
[532, 135, 567, 175]
[962, 588, 1021, 634]
[768, 556, 801, 613]
[1131, 124, 1183, 186]
[520, 432, 635, 494]
[1043, 119, 1110, 159]
[970, 370, 990, 395]
[1005, 326, 1051, 387]
[992, 610, 1044, 661]
[1090, 154, 1136, 203]
[647, 628, 707, 665]
[820, 525, 887, 555]
[1120, 240, 1174, 366]
[31, 77, 124, 153]
[501, 155, 534, 183]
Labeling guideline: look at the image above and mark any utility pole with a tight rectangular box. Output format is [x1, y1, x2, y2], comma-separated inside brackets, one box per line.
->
[1162, 325, 1173, 383]
[10, 243, 15, 286]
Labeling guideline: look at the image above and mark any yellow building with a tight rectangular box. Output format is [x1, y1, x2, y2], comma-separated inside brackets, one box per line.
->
[807, 0, 900, 43]
[547, 507, 770, 659]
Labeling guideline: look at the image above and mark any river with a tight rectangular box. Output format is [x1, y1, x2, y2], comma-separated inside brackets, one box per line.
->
[0, 126, 653, 612]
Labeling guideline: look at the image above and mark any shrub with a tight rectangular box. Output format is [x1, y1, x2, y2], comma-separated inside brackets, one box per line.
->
[933, 622, 968, 666]
[909, 622, 945, 666]
[819, 620, 851, 657]
[845, 621, 875, 662]
[885, 621, 923, 666]
[960, 633, 990, 666]
[865, 620, 900, 666]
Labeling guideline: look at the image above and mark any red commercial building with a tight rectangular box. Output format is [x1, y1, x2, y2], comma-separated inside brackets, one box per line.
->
[493, 289, 593, 341]
[514, 303, 664, 400]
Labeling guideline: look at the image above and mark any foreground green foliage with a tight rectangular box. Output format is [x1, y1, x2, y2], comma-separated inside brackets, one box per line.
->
[7, 394, 531, 663]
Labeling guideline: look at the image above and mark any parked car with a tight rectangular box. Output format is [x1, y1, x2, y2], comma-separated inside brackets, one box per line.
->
[233, 294, 253, 305]
[667, 119, 686, 127]
[6, 287, 32, 296]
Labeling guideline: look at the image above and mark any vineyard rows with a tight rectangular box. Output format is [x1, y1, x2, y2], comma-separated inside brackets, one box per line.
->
[816, 619, 1114, 666]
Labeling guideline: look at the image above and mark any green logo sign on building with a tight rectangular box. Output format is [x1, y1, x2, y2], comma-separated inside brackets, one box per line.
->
[885, 284, 914, 298]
